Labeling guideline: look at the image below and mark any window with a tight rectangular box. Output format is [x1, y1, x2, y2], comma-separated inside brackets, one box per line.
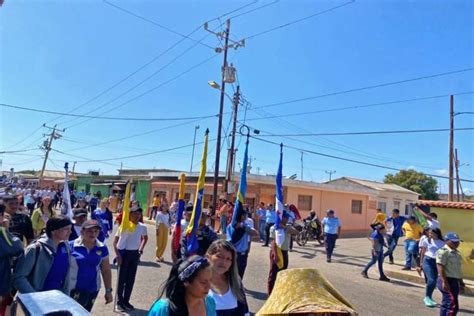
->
[297, 195, 312, 211]
[393, 200, 401, 211]
[377, 201, 387, 213]
[351, 200, 363, 214]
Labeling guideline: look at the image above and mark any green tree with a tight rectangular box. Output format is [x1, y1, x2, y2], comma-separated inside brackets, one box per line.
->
[384, 169, 439, 200]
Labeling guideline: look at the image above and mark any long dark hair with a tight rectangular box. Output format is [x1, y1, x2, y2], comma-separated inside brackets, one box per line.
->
[430, 227, 443, 240]
[39, 197, 54, 216]
[158, 255, 210, 316]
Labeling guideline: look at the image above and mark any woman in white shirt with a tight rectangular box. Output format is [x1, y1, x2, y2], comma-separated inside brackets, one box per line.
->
[155, 205, 171, 262]
[418, 228, 445, 308]
[206, 240, 249, 316]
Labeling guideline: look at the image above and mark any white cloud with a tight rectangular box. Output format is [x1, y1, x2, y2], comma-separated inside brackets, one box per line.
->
[435, 169, 449, 176]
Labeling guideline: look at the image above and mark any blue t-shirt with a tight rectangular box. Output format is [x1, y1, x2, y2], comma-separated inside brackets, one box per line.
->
[69, 239, 109, 293]
[148, 296, 216, 316]
[321, 217, 341, 235]
[265, 210, 277, 224]
[93, 209, 113, 238]
[42, 242, 69, 291]
[256, 208, 266, 221]
[386, 216, 406, 237]
[370, 230, 385, 252]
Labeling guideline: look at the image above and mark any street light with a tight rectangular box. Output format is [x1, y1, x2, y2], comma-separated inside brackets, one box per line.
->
[208, 81, 220, 89]
[190, 125, 200, 173]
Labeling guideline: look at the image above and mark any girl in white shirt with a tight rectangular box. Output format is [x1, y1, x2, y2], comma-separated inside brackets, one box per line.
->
[155, 205, 171, 262]
[206, 240, 249, 316]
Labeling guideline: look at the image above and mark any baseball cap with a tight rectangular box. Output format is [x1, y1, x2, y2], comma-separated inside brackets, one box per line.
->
[73, 208, 88, 218]
[444, 232, 462, 243]
[82, 219, 102, 230]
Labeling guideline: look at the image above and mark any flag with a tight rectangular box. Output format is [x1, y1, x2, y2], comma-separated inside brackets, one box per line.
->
[172, 173, 186, 253]
[60, 163, 73, 219]
[228, 137, 249, 244]
[185, 129, 209, 255]
[118, 181, 136, 233]
[273, 145, 286, 269]
[413, 207, 428, 227]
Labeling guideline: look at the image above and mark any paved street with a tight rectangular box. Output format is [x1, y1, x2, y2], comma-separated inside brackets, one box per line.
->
[92, 223, 474, 316]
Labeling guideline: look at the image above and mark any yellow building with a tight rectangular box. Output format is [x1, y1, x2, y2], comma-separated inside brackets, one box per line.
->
[416, 200, 474, 279]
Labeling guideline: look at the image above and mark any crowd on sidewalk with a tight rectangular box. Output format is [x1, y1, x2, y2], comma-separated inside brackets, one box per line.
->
[0, 186, 466, 316]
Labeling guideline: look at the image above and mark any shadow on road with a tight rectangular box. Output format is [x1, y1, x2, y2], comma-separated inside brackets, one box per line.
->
[459, 308, 474, 314]
[138, 261, 162, 268]
[245, 288, 268, 301]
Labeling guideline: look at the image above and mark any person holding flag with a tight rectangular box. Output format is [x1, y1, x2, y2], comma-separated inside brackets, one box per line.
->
[113, 182, 148, 312]
[226, 134, 258, 279]
[267, 144, 298, 295]
[60, 163, 74, 220]
[182, 129, 218, 259]
[170, 174, 186, 263]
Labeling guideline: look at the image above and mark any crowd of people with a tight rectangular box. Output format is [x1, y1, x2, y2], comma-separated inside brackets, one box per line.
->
[0, 185, 466, 316]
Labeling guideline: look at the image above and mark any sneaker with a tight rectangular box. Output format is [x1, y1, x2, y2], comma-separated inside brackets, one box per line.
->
[261, 244, 268, 247]
[388, 259, 394, 264]
[428, 298, 437, 306]
[116, 303, 127, 312]
[361, 271, 369, 278]
[424, 297, 436, 307]
[401, 267, 411, 271]
[379, 276, 390, 282]
[326, 258, 331, 263]
[124, 302, 135, 311]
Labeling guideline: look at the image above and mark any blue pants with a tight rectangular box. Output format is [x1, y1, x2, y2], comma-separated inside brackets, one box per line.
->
[237, 252, 248, 279]
[404, 239, 419, 268]
[325, 233, 337, 259]
[70, 289, 99, 312]
[423, 257, 438, 298]
[437, 277, 460, 316]
[258, 220, 266, 241]
[383, 235, 399, 262]
[363, 250, 386, 278]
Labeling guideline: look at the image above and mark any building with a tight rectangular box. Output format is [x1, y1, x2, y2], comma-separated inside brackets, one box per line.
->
[415, 200, 474, 278]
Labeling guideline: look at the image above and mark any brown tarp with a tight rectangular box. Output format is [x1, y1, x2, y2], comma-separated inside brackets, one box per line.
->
[257, 268, 357, 316]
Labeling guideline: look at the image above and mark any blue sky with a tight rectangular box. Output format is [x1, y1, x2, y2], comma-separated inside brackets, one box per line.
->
[1, 0, 473, 193]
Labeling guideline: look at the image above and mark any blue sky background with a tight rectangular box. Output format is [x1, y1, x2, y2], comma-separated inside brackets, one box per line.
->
[1, 0, 473, 193]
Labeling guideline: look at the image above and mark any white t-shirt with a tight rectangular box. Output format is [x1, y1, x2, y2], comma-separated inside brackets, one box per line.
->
[209, 287, 238, 311]
[420, 236, 445, 259]
[116, 223, 148, 250]
[155, 211, 171, 229]
[427, 219, 440, 230]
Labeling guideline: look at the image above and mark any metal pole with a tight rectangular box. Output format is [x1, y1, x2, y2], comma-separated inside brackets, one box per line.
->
[190, 125, 200, 172]
[448, 95, 454, 201]
[212, 19, 231, 217]
[455, 149, 461, 202]
[226, 85, 240, 192]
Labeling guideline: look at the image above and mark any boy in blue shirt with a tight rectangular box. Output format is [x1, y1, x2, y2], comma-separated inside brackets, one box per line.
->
[361, 224, 390, 281]
[383, 208, 406, 264]
[321, 209, 341, 263]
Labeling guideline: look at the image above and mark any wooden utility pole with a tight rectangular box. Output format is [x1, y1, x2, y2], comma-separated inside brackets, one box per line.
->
[455, 149, 461, 202]
[39, 124, 64, 182]
[226, 85, 240, 193]
[448, 95, 454, 201]
[300, 152, 304, 181]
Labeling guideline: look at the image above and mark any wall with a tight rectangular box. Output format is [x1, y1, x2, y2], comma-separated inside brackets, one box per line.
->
[433, 207, 474, 279]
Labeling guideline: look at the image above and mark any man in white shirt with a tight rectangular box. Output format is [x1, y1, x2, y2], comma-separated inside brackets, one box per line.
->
[113, 207, 148, 312]
[423, 211, 441, 229]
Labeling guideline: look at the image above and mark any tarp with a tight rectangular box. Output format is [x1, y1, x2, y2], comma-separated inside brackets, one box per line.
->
[135, 180, 150, 209]
[257, 268, 357, 316]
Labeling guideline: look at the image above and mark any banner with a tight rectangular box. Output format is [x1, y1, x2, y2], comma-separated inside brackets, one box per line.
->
[60, 163, 73, 219]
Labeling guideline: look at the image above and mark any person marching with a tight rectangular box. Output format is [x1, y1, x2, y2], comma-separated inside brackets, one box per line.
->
[92, 198, 114, 240]
[113, 182, 148, 312]
[256, 202, 267, 242]
[148, 255, 215, 316]
[69, 208, 88, 241]
[321, 209, 342, 263]
[69, 219, 113, 312]
[437, 232, 463, 316]
[370, 208, 386, 229]
[3, 194, 34, 245]
[361, 224, 390, 282]
[401, 215, 423, 270]
[155, 203, 171, 263]
[171, 205, 192, 263]
[383, 208, 406, 264]
[31, 196, 56, 237]
[206, 240, 249, 316]
[262, 204, 276, 247]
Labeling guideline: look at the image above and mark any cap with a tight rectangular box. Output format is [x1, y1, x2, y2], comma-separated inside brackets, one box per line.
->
[73, 208, 88, 218]
[326, 209, 335, 214]
[46, 217, 72, 234]
[82, 219, 102, 230]
[444, 232, 462, 243]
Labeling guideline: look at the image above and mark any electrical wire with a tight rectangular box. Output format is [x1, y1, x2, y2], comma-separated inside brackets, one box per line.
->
[0, 148, 42, 154]
[245, 134, 474, 183]
[245, 0, 354, 40]
[256, 127, 474, 137]
[227, 0, 280, 20]
[250, 68, 474, 110]
[0, 102, 217, 122]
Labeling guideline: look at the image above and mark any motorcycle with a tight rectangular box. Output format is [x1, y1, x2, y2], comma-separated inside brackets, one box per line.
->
[295, 218, 324, 246]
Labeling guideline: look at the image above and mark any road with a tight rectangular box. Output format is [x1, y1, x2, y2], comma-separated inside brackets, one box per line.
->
[92, 223, 474, 315]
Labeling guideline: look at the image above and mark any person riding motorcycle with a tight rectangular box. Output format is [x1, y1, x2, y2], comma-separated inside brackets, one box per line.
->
[305, 211, 323, 244]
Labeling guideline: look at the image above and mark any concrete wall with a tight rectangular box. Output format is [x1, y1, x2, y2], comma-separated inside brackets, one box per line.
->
[432, 207, 474, 278]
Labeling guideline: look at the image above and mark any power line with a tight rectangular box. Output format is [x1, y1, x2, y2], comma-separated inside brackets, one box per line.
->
[0, 102, 217, 122]
[246, 0, 354, 40]
[64, 54, 219, 129]
[244, 91, 474, 121]
[250, 68, 474, 110]
[228, 0, 280, 20]
[256, 127, 474, 137]
[245, 134, 474, 183]
[0, 148, 42, 154]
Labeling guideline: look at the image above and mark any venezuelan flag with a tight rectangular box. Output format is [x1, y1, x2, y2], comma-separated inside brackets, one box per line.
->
[228, 137, 249, 244]
[274, 145, 285, 269]
[118, 181, 136, 233]
[185, 129, 209, 255]
[172, 173, 186, 253]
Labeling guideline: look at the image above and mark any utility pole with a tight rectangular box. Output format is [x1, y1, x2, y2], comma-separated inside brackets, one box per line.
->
[39, 124, 64, 183]
[455, 149, 461, 202]
[190, 125, 200, 173]
[205, 19, 245, 217]
[325, 170, 336, 181]
[448, 95, 454, 201]
[300, 152, 304, 181]
[72, 161, 77, 176]
[226, 85, 240, 193]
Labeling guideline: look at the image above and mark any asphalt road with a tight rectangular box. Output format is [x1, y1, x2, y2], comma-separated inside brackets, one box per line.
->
[92, 223, 474, 316]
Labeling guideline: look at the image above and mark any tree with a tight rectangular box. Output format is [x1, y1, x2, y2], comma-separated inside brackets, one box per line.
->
[384, 169, 439, 200]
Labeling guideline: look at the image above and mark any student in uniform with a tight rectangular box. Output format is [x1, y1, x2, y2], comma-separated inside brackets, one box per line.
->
[383, 209, 406, 264]
[401, 216, 423, 270]
[321, 209, 342, 263]
[155, 204, 171, 263]
[418, 228, 444, 307]
[361, 224, 390, 282]
[31, 196, 55, 237]
[113, 207, 148, 312]
[69, 208, 88, 241]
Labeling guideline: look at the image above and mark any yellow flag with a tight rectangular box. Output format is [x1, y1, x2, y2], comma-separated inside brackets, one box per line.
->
[119, 181, 136, 233]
